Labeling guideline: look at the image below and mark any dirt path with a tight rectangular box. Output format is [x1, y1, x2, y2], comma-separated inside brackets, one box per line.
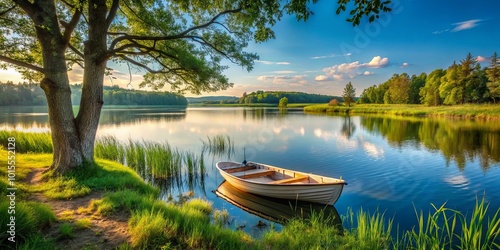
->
[25, 168, 131, 249]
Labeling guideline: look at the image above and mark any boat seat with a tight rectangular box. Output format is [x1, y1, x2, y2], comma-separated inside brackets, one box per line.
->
[224, 165, 256, 173]
[233, 169, 275, 179]
[271, 175, 309, 184]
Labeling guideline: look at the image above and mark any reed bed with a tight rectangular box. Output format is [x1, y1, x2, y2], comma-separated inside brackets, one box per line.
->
[95, 136, 206, 182]
[202, 134, 234, 157]
[397, 198, 500, 249]
[0, 130, 53, 153]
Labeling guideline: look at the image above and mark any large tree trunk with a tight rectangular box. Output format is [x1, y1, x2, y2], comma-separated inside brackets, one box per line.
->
[27, 0, 86, 173]
[75, 0, 108, 161]
[21, 0, 109, 174]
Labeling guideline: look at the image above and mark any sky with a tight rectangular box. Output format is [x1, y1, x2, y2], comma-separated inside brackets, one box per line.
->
[1, 0, 499, 97]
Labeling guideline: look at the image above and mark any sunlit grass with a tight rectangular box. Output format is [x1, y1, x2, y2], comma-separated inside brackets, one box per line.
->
[304, 103, 500, 120]
[0, 130, 53, 153]
[400, 199, 500, 249]
[3, 131, 500, 249]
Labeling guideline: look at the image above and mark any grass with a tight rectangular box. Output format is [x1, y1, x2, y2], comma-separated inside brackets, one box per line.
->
[2, 131, 500, 249]
[75, 218, 93, 229]
[58, 223, 74, 239]
[304, 103, 500, 120]
[0, 130, 53, 153]
[201, 134, 234, 157]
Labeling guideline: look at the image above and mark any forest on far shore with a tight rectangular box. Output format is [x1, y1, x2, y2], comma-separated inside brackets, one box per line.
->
[0, 83, 187, 106]
[358, 52, 500, 105]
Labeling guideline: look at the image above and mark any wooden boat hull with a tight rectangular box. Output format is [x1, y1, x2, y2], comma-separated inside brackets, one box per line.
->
[216, 161, 346, 205]
[214, 181, 342, 228]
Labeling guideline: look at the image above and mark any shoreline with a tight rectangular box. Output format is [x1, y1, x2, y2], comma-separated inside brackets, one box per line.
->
[303, 103, 500, 120]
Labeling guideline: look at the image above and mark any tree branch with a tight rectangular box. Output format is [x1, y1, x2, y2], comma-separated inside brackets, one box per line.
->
[68, 43, 84, 59]
[0, 55, 45, 73]
[0, 5, 17, 16]
[106, 0, 119, 29]
[62, 8, 82, 46]
[108, 7, 243, 51]
[118, 55, 174, 74]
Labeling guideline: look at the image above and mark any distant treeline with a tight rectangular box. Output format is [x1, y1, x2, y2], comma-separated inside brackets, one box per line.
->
[239, 91, 341, 104]
[359, 52, 500, 105]
[0, 82, 187, 106]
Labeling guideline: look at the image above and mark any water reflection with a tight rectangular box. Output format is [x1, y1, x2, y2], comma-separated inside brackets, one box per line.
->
[360, 116, 500, 171]
[341, 115, 356, 139]
[214, 181, 342, 230]
[0, 106, 186, 130]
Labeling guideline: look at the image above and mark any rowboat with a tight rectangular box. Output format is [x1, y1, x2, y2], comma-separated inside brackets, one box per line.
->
[214, 181, 342, 228]
[215, 161, 347, 205]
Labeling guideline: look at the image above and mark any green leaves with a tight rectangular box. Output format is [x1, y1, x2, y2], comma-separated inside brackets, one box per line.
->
[337, 0, 393, 26]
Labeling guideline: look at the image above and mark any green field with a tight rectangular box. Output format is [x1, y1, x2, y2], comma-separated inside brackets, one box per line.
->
[304, 104, 500, 120]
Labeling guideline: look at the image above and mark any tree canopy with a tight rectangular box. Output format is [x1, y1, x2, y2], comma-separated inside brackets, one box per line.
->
[342, 81, 356, 107]
[359, 52, 498, 106]
[0, 0, 394, 173]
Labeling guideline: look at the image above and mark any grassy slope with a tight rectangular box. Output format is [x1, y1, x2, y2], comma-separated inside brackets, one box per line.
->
[304, 104, 500, 120]
[1, 132, 499, 249]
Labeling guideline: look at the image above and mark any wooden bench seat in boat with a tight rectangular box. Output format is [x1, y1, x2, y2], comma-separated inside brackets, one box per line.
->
[270, 175, 309, 184]
[232, 168, 275, 179]
[224, 165, 256, 173]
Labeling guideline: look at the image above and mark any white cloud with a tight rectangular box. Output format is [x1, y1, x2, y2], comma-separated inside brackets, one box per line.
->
[434, 19, 482, 35]
[314, 56, 389, 81]
[311, 53, 352, 59]
[364, 56, 389, 68]
[257, 75, 307, 85]
[315, 75, 328, 81]
[401, 62, 409, 68]
[271, 70, 297, 74]
[255, 60, 290, 65]
[477, 56, 489, 63]
[452, 19, 482, 32]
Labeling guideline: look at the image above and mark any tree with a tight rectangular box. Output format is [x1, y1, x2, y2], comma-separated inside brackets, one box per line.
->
[384, 73, 410, 104]
[0, 0, 391, 174]
[343, 82, 356, 107]
[486, 52, 500, 103]
[439, 62, 461, 105]
[420, 69, 445, 106]
[278, 97, 288, 108]
[409, 73, 426, 104]
[459, 53, 478, 104]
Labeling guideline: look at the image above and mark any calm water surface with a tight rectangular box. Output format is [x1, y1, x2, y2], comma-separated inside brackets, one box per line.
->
[2, 106, 500, 235]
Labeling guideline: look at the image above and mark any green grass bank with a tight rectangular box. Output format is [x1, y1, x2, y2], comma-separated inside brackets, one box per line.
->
[304, 104, 500, 120]
[1, 131, 499, 249]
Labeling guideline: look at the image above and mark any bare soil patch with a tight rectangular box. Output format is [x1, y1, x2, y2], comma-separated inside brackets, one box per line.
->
[25, 169, 131, 249]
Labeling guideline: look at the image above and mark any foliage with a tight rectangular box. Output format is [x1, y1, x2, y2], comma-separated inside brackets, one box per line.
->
[278, 97, 288, 108]
[486, 52, 500, 103]
[420, 69, 445, 106]
[4, 141, 500, 249]
[384, 73, 411, 104]
[409, 73, 427, 104]
[360, 53, 497, 105]
[0, 82, 187, 106]
[240, 90, 340, 104]
[0, 201, 57, 246]
[329, 98, 340, 106]
[343, 81, 356, 107]
[58, 223, 74, 239]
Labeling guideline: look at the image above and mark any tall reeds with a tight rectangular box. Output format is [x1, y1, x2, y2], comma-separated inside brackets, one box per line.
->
[0, 130, 52, 153]
[201, 134, 234, 157]
[399, 198, 500, 249]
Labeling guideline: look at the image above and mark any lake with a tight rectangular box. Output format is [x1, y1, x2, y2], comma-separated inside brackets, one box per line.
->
[2, 106, 500, 236]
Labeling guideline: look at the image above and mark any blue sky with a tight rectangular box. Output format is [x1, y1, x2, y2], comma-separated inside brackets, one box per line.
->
[1, 0, 498, 97]
[217, 0, 500, 97]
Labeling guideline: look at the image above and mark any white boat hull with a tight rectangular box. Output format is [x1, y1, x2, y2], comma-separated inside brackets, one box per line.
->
[216, 161, 346, 205]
